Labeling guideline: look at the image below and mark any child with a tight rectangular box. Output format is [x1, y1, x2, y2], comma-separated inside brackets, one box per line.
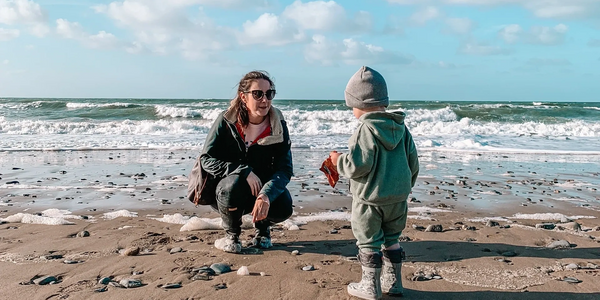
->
[329, 66, 419, 300]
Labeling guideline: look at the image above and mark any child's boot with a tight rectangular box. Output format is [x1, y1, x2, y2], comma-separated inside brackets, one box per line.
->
[381, 248, 405, 296]
[347, 251, 382, 300]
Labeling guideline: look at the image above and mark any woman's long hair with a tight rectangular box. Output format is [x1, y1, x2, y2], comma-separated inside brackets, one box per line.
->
[229, 70, 275, 128]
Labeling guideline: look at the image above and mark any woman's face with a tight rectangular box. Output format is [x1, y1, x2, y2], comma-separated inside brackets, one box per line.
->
[241, 79, 273, 120]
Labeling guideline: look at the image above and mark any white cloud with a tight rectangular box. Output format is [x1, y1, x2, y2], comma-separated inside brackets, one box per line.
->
[443, 17, 474, 35]
[459, 40, 511, 56]
[498, 23, 568, 45]
[387, 0, 600, 20]
[409, 6, 441, 25]
[2, 59, 8, 64]
[282, 1, 372, 32]
[0, 0, 46, 25]
[56, 19, 119, 49]
[0, 27, 19, 40]
[96, 1, 236, 59]
[305, 34, 414, 66]
[239, 13, 305, 46]
[0, 0, 48, 37]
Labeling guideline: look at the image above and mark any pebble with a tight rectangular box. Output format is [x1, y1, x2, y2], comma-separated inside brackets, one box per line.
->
[98, 277, 112, 285]
[329, 229, 338, 234]
[237, 266, 250, 276]
[288, 225, 300, 231]
[462, 225, 476, 231]
[76, 231, 90, 238]
[33, 276, 57, 285]
[291, 250, 300, 255]
[547, 240, 572, 249]
[122, 247, 140, 256]
[210, 263, 232, 274]
[260, 272, 266, 276]
[162, 283, 182, 289]
[94, 286, 108, 293]
[213, 283, 227, 290]
[425, 224, 443, 232]
[562, 277, 581, 284]
[119, 278, 143, 288]
[193, 266, 216, 276]
[412, 224, 426, 231]
[565, 263, 579, 270]
[535, 223, 556, 230]
[302, 265, 315, 271]
[170, 247, 183, 254]
[63, 260, 79, 264]
[485, 220, 499, 227]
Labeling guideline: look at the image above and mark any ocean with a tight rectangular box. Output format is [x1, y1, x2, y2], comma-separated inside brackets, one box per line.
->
[1, 98, 600, 153]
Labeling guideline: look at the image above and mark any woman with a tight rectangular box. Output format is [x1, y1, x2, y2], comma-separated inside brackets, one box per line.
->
[200, 70, 293, 253]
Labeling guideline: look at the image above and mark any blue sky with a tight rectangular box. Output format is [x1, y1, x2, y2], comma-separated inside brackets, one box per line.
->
[1, 0, 599, 101]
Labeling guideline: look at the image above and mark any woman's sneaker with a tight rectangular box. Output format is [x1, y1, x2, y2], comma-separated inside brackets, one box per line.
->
[251, 227, 272, 249]
[216, 232, 242, 253]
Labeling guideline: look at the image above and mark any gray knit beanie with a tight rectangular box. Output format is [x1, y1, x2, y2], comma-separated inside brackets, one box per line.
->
[344, 66, 389, 109]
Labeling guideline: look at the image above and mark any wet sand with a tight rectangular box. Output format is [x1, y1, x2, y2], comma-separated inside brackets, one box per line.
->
[1, 149, 599, 299]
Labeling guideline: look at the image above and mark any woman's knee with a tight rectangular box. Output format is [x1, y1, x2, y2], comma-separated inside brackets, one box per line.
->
[215, 174, 249, 208]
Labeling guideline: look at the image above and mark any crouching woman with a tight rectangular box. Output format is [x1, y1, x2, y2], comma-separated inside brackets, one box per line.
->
[200, 70, 293, 253]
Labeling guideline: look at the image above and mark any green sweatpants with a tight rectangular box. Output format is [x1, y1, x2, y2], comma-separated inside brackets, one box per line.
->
[351, 200, 408, 252]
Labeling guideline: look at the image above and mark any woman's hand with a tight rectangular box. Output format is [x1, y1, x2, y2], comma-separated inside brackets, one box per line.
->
[251, 194, 270, 223]
[329, 151, 341, 167]
[246, 171, 263, 196]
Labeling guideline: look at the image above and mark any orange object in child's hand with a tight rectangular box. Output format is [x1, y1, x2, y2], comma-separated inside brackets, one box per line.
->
[320, 156, 339, 188]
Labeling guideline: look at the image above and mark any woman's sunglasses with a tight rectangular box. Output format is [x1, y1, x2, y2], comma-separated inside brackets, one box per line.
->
[244, 89, 276, 101]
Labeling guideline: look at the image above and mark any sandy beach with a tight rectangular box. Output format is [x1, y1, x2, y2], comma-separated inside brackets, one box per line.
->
[1, 149, 600, 300]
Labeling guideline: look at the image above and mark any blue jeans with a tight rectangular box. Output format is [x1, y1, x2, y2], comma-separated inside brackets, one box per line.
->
[211, 174, 293, 235]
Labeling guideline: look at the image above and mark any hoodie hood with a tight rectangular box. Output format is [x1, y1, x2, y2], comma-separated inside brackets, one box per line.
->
[359, 111, 406, 151]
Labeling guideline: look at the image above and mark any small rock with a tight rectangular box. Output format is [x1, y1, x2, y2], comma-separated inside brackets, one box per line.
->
[170, 247, 183, 254]
[565, 263, 579, 270]
[33, 276, 58, 285]
[94, 286, 107, 293]
[547, 240, 572, 249]
[98, 277, 112, 285]
[213, 283, 227, 290]
[122, 247, 140, 256]
[237, 266, 250, 276]
[562, 277, 581, 284]
[291, 250, 300, 255]
[119, 278, 143, 288]
[485, 220, 499, 227]
[302, 265, 315, 271]
[329, 229, 338, 234]
[462, 225, 476, 231]
[535, 223, 556, 230]
[412, 224, 425, 231]
[76, 231, 90, 238]
[260, 272, 266, 276]
[425, 224, 443, 232]
[162, 283, 182, 289]
[210, 263, 232, 274]
[63, 260, 79, 264]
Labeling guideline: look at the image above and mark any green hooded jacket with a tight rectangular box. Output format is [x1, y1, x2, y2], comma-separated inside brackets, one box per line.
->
[336, 111, 419, 206]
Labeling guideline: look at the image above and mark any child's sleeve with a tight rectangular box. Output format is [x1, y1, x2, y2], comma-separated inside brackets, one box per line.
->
[336, 125, 375, 179]
[405, 128, 419, 187]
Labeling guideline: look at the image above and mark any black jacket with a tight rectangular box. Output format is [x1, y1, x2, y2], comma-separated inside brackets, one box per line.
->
[200, 106, 293, 203]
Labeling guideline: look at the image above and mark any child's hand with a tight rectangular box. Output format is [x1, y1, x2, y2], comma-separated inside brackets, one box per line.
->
[329, 151, 341, 167]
